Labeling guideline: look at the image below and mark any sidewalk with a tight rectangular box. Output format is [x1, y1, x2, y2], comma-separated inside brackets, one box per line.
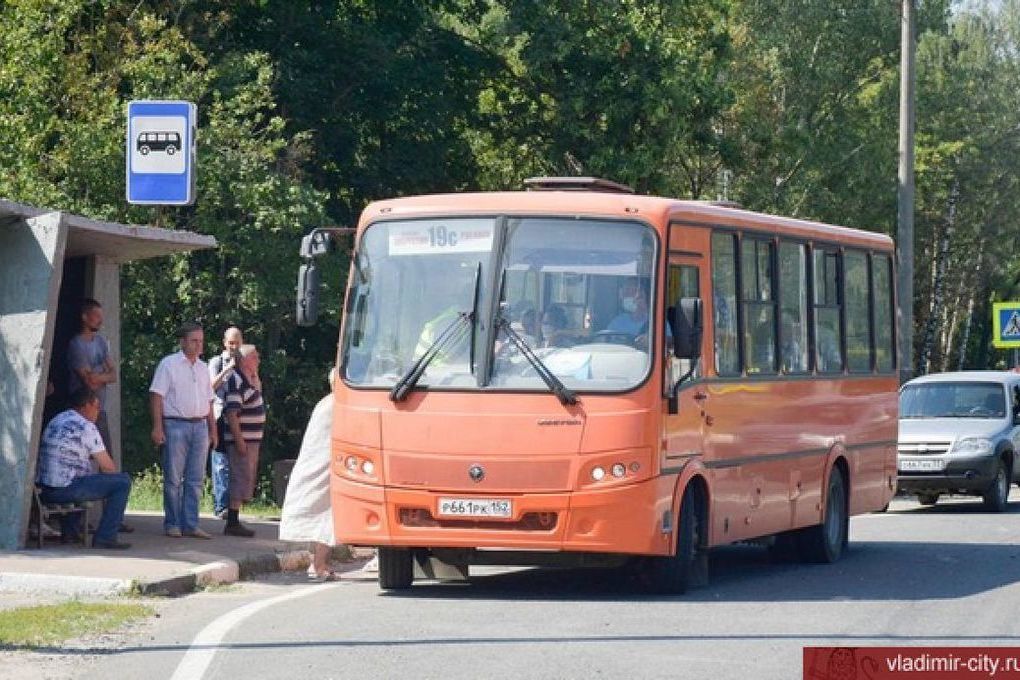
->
[0, 511, 356, 598]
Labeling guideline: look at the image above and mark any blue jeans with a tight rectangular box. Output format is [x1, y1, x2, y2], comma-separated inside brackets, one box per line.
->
[40, 473, 131, 543]
[162, 418, 209, 532]
[210, 449, 230, 514]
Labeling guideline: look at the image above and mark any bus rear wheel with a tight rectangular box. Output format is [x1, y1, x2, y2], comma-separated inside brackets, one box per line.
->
[644, 486, 708, 594]
[799, 466, 848, 564]
[378, 547, 414, 590]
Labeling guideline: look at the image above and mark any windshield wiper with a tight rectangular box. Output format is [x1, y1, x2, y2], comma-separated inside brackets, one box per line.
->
[496, 314, 577, 406]
[390, 312, 473, 402]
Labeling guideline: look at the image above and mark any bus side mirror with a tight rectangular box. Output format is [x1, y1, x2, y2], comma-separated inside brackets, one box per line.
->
[296, 261, 321, 327]
[670, 297, 703, 360]
[300, 232, 334, 258]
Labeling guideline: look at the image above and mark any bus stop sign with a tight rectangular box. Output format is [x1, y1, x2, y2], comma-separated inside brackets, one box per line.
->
[126, 100, 196, 205]
[992, 301, 1020, 349]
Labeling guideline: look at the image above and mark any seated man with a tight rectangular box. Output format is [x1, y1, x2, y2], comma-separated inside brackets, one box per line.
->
[606, 278, 650, 339]
[36, 388, 132, 549]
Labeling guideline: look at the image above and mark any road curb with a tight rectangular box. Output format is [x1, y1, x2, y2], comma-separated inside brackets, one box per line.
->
[133, 545, 354, 596]
[1, 546, 356, 598]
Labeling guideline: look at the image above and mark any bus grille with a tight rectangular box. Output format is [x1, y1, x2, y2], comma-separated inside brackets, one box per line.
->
[398, 508, 558, 532]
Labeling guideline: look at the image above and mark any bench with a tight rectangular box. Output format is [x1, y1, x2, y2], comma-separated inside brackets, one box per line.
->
[31, 487, 91, 549]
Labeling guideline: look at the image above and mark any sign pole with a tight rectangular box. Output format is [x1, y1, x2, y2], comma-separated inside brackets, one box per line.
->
[896, 0, 916, 384]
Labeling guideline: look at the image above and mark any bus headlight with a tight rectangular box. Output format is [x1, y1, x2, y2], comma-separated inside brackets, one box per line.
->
[591, 466, 606, 481]
[361, 460, 375, 476]
[345, 456, 359, 471]
[953, 437, 992, 454]
[611, 463, 626, 478]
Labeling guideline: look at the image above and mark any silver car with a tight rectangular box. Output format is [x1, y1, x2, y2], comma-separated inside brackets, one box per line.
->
[898, 371, 1020, 511]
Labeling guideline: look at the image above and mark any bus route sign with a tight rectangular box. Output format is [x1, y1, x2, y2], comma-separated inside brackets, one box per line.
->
[126, 100, 196, 205]
[992, 301, 1020, 349]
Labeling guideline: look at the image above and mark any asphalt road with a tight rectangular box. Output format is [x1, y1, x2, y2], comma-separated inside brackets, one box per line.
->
[84, 491, 1020, 680]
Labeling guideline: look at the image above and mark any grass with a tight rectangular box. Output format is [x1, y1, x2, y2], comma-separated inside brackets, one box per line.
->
[0, 601, 154, 648]
[128, 465, 281, 518]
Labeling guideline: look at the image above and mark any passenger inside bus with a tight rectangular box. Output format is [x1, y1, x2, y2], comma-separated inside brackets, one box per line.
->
[540, 305, 572, 348]
[781, 311, 807, 373]
[512, 306, 538, 347]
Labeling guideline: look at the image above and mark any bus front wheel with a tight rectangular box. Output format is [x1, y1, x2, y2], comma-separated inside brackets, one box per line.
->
[644, 485, 708, 594]
[378, 547, 414, 590]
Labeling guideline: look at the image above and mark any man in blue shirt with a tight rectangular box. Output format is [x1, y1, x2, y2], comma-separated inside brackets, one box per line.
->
[606, 278, 651, 338]
[66, 298, 116, 452]
[36, 388, 132, 549]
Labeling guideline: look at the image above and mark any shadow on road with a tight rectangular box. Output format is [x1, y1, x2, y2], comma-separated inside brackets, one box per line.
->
[378, 537, 1020, 604]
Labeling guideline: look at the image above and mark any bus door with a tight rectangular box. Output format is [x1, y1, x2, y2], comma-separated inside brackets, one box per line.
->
[662, 250, 709, 483]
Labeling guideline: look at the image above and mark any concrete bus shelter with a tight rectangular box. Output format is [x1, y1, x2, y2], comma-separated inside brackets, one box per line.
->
[0, 199, 216, 550]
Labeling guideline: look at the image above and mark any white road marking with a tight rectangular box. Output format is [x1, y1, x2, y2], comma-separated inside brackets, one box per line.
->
[170, 582, 342, 680]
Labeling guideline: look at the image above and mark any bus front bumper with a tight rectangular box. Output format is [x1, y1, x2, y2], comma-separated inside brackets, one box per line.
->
[331, 475, 677, 557]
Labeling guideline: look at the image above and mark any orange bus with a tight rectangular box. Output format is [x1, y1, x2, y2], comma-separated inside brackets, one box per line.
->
[297, 177, 899, 592]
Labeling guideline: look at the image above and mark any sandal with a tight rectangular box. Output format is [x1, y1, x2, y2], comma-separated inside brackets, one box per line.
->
[307, 570, 340, 583]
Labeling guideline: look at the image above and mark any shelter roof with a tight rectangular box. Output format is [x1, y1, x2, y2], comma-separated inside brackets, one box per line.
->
[0, 198, 216, 262]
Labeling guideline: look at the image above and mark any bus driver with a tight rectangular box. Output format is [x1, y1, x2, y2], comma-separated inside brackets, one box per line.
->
[605, 278, 650, 342]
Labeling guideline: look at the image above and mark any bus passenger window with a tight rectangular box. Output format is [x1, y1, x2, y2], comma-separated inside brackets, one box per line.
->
[779, 242, 809, 373]
[741, 238, 776, 375]
[711, 233, 739, 375]
[844, 250, 871, 372]
[813, 248, 843, 373]
[872, 254, 895, 372]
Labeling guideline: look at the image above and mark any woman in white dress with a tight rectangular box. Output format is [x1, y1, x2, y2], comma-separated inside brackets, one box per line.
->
[279, 392, 338, 580]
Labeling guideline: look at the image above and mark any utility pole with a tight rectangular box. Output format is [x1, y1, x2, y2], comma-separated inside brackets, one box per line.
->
[897, 0, 916, 383]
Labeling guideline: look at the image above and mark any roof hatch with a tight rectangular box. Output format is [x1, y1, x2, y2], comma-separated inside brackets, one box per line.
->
[523, 176, 636, 194]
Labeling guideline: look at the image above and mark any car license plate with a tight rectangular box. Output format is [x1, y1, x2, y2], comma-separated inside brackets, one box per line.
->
[899, 458, 945, 472]
[437, 498, 512, 519]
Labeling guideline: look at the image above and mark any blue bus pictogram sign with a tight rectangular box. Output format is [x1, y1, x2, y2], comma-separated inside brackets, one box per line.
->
[126, 100, 196, 205]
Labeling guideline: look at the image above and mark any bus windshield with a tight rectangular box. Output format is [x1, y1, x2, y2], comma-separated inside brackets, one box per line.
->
[492, 217, 656, 392]
[342, 218, 494, 388]
[341, 216, 656, 393]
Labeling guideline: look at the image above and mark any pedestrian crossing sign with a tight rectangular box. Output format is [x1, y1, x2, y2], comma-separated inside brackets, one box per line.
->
[992, 302, 1020, 348]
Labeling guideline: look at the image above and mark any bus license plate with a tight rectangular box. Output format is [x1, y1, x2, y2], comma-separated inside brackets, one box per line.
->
[438, 498, 512, 519]
[899, 458, 945, 472]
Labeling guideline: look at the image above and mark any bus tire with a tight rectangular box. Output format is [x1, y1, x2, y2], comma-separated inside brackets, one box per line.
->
[798, 465, 848, 564]
[917, 493, 939, 506]
[981, 458, 1011, 513]
[166, 145, 176, 155]
[645, 485, 708, 594]
[139, 145, 150, 155]
[378, 547, 414, 590]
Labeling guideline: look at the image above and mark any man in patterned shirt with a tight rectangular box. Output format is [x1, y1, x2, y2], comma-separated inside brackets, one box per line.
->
[220, 344, 265, 537]
[36, 388, 132, 549]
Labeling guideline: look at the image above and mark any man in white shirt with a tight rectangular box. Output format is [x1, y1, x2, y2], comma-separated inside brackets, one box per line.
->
[149, 322, 218, 539]
[36, 388, 132, 549]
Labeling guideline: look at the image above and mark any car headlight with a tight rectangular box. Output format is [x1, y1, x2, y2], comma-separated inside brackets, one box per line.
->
[953, 437, 992, 454]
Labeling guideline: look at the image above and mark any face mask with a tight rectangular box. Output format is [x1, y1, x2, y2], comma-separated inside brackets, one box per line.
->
[621, 296, 637, 314]
[541, 324, 556, 338]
